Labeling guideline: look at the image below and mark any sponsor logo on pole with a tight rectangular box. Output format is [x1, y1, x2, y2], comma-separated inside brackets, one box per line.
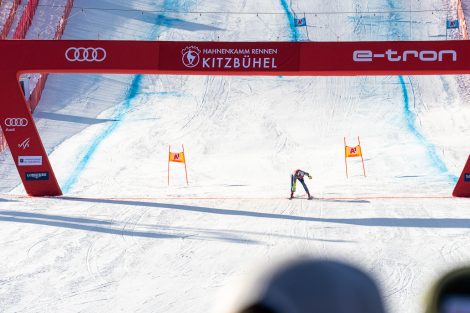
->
[65, 47, 107, 62]
[18, 137, 31, 150]
[25, 172, 49, 181]
[4, 117, 28, 132]
[5, 118, 28, 127]
[18, 156, 42, 166]
[353, 49, 457, 63]
[465, 173, 470, 182]
[182, 46, 201, 68]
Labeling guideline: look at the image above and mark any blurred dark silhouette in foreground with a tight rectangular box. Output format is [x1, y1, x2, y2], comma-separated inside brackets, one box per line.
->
[426, 266, 470, 313]
[217, 257, 386, 313]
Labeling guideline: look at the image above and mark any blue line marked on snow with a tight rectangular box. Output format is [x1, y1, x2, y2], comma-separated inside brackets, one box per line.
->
[280, 0, 301, 42]
[383, 0, 456, 182]
[62, 0, 191, 193]
[398, 76, 457, 182]
[141, 91, 185, 97]
[62, 75, 143, 193]
[278, 0, 300, 80]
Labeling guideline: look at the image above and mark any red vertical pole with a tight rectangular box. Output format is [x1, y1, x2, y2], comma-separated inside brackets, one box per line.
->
[344, 137, 348, 178]
[168, 145, 170, 186]
[453, 154, 470, 197]
[182, 144, 189, 185]
[0, 73, 62, 196]
[358, 136, 366, 177]
[361, 155, 366, 177]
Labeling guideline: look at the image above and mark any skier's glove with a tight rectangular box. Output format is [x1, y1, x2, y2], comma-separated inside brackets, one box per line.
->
[308, 175, 312, 179]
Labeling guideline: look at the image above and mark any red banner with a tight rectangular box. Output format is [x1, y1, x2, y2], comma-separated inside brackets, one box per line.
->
[158, 42, 299, 74]
[1, 40, 470, 75]
[1, 39, 470, 196]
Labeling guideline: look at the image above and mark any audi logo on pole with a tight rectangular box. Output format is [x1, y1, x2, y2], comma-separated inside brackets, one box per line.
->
[65, 47, 107, 62]
[4, 118, 28, 127]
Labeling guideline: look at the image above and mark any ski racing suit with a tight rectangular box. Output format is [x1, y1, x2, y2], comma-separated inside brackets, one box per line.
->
[290, 169, 312, 199]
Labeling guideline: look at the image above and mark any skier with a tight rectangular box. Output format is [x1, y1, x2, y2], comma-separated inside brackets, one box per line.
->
[290, 169, 313, 200]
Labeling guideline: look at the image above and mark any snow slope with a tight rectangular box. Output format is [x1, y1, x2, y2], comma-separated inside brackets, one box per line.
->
[1, 0, 470, 312]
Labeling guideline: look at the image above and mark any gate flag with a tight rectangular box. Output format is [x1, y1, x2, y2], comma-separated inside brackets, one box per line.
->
[447, 20, 459, 29]
[294, 17, 306, 27]
[168, 144, 188, 185]
[345, 145, 362, 158]
[169, 151, 185, 163]
[344, 136, 366, 178]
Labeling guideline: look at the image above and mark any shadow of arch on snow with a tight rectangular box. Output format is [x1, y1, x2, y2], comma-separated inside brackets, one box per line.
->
[0, 210, 112, 225]
[34, 111, 117, 125]
[57, 197, 470, 229]
[154, 14, 224, 31]
[141, 223, 355, 244]
[0, 210, 259, 244]
[318, 199, 370, 204]
[0, 198, 18, 203]
[60, 196, 330, 222]
[312, 217, 470, 228]
[76, 1, 224, 32]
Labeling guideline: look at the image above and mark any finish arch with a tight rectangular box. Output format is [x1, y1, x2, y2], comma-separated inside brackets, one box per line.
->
[0, 40, 469, 196]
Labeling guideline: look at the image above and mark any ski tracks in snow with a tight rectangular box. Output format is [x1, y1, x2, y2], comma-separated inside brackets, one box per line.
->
[86, 239, 111, 287]
[373, 258, 415, 306]
[439, 231, 470, 265]
[181, 76, 230, 132]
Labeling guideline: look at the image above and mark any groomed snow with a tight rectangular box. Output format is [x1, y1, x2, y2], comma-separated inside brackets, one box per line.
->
[1, 0, 469, 312]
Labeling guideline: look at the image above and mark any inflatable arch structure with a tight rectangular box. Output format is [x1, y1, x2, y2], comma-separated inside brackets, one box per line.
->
[0, 40, 469, 197]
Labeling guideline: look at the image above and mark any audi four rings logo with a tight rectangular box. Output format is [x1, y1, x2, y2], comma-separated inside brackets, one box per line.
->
[65, 47, 107, 62]
[5, 118, 28, 127]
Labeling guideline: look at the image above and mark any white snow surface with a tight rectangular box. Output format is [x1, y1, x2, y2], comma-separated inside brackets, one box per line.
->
[1, 0, 470, 312]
